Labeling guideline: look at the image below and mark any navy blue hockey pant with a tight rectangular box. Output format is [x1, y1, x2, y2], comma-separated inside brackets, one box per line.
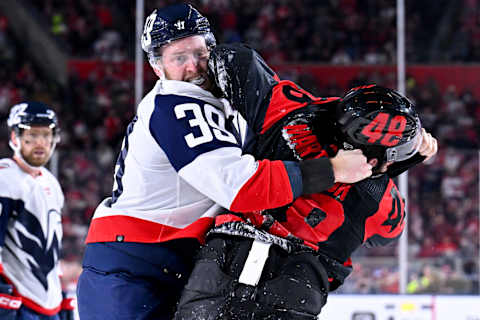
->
[0, 306, 59, 320]
[16, 307, 60, 320]
[77, 241, 198, 320]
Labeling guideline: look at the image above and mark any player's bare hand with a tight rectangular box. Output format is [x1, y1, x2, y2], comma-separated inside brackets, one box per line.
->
[418, 128, 438, 161]
[331, 149, 373, 183]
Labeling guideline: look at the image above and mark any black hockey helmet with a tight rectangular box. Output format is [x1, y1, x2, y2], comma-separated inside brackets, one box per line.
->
[336, 85, 422, 169]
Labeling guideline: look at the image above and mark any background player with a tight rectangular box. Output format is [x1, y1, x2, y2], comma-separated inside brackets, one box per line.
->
[0, 102, 73, 320]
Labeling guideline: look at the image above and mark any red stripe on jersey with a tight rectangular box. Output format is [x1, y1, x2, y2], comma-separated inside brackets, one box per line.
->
[215, 214, 244, 226]
[20, 295, 60, 315]
[61, 297, 76, 311]
[85, 215, 214, 244]
[363, 179, 405, 242]
[0, 293, 21, 310]
[229, 160, 293, 212]
[261, 80, 339, 133]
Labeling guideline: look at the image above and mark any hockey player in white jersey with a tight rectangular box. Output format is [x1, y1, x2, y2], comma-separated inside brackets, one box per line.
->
[76, 3, 373, 320]
[0, 102, 73, 320]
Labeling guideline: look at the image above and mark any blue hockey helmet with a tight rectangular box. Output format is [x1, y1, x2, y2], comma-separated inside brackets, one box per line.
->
[141, 4, 216, 56]
[336, 85, 422, 169]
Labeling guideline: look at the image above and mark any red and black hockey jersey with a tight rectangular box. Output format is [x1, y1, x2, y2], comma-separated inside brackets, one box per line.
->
[208, 43, 407, 290]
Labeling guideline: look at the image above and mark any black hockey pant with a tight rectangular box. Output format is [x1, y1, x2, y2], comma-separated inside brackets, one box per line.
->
[175, 235, 329, 320]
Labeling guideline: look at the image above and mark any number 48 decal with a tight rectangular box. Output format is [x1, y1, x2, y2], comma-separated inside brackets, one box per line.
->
[361, 112, 407, 147]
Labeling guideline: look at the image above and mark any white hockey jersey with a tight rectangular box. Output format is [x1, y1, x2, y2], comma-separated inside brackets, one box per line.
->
[0, 158, 64, 315]
[86, 79, 299, 244]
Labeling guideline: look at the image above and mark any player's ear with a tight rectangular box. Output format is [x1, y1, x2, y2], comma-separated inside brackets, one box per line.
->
[10, 131, 18, 146]
[368, 158, 378, 167]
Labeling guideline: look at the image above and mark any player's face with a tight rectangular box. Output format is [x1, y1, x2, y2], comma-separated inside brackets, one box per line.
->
[160, 35, 214, 91]
[17, 126, 54, 167]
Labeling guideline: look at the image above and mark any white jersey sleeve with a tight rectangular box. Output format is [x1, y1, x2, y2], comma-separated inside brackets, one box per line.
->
[87, 80, 298, 244]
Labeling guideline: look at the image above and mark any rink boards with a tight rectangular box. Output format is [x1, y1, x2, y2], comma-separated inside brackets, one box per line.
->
[318, 294, 480, 320]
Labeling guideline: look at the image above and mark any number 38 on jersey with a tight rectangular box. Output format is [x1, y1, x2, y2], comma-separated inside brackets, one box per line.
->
[174, 103, 237, 148]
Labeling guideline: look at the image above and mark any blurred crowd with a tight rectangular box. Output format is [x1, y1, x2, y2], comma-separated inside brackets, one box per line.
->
[29, 0, 452, 64]
[0, 0, 479, 294]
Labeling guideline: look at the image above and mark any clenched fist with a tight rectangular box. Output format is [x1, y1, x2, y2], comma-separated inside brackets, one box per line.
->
[418, 128, 438, 161]
[330, 149, 373, 183]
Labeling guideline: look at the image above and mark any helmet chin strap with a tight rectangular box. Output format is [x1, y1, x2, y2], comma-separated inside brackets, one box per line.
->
[148, 55, 165, 80]
[9, 138, 41, 177]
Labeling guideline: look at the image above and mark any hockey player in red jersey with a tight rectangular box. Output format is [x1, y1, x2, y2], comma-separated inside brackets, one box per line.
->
[175, 44, 438, 320]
